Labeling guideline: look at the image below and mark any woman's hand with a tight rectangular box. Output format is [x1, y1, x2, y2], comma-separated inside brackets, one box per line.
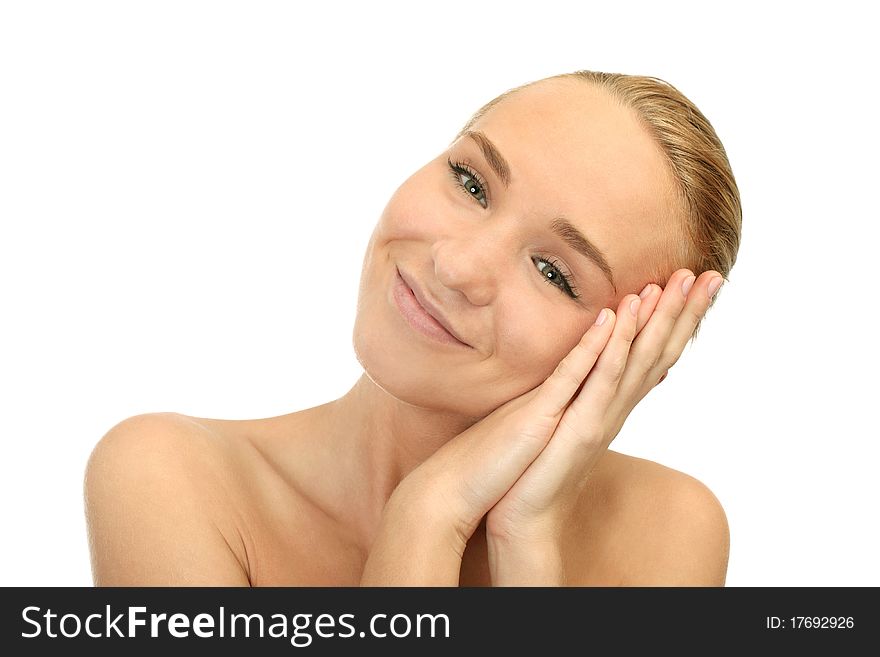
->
[483, 268, 723, 583]
[389, 268, 720, 575]
[390, 303, 618, 553]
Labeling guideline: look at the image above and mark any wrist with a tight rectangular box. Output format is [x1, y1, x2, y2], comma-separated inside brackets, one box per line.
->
[360, 491, 465, 586]
[487, 535, 566, 586]
[392, 470, 482, 551]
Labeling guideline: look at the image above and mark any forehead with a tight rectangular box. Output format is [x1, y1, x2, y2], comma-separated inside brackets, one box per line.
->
[467, 78, 678, 289]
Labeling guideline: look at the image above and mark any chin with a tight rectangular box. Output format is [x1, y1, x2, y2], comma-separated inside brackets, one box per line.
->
[353, 319, 460, 412]
[354, 323, 515, 422]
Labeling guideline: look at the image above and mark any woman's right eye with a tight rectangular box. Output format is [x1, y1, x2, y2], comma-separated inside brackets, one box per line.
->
[447, 158, 488, 208]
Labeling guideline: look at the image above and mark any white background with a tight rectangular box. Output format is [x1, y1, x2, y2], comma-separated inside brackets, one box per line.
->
[1, 1, 877, 587]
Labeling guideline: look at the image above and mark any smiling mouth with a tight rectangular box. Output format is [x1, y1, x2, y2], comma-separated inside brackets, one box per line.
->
[392, 268, 472, 348]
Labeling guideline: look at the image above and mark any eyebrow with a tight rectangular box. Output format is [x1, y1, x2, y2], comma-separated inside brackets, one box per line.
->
[461, 129, 617, 292]
[550, 217, 616, 292]
[463, 130, 511, 188]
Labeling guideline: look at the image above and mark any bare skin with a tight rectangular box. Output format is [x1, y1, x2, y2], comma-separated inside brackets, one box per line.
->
[84, 78, 730, 586]
[85, 406, 728, 586]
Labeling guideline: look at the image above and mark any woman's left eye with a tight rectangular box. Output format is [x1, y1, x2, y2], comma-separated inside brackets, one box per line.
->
[534, 256, 580, 300]
[448, 159, 488, 208]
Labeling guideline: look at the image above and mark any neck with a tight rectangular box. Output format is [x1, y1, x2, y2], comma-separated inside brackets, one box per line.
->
[306, 372, 478, 551]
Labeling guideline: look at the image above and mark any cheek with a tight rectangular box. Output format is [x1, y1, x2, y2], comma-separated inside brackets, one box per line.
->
[376, 166, 452, 238]
[495, 303, 588, 388]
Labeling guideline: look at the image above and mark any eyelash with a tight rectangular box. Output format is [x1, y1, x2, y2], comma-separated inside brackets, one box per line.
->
[447, 158, 489, 207]
[446, 158, 581, 300]
[534, 255, 581, 300]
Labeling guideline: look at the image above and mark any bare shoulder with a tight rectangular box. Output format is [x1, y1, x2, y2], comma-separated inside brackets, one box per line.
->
[578, 451, 730, 587]
[84, 412, 252, 586]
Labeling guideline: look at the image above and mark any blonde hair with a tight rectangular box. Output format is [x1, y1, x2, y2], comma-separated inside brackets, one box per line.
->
[455, 70, 742, 341]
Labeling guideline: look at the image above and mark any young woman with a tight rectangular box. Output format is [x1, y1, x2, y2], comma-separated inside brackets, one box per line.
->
[85, 70, 741, 586]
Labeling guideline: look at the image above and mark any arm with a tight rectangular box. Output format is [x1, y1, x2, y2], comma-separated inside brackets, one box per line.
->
[84, 413, 251, 586]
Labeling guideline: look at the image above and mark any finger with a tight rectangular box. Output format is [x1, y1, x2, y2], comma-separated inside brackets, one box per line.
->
[534, 306, 617, 419]
[509, 298, 641, 500]
[564, 292, 641, 418]
[615, 268, 696, 397]
[662, 271, 723, 365]
[634, 283, 662, 336]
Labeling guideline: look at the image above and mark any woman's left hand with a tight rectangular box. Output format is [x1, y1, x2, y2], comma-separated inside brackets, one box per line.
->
[484, 268, 723, 582]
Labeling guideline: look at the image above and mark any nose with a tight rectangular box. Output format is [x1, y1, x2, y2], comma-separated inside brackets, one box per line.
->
[430, 227, 507, 307]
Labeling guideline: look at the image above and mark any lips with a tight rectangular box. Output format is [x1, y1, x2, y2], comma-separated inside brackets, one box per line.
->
[397, 267, 472, 347]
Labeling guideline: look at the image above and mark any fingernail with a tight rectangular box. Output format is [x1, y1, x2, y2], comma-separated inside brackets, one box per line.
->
[629, 297, 641, 316]
[681, 275, 696, 296]
[707, 276, 723, 298]
[594, 308, 608, 326]
[639, 283, 652, 299]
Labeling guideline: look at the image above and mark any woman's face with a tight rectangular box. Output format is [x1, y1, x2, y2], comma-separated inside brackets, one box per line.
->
[353, 78, 679, 419]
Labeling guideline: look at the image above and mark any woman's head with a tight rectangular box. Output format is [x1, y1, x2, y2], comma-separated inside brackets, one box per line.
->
[353, 71, 741, 419]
